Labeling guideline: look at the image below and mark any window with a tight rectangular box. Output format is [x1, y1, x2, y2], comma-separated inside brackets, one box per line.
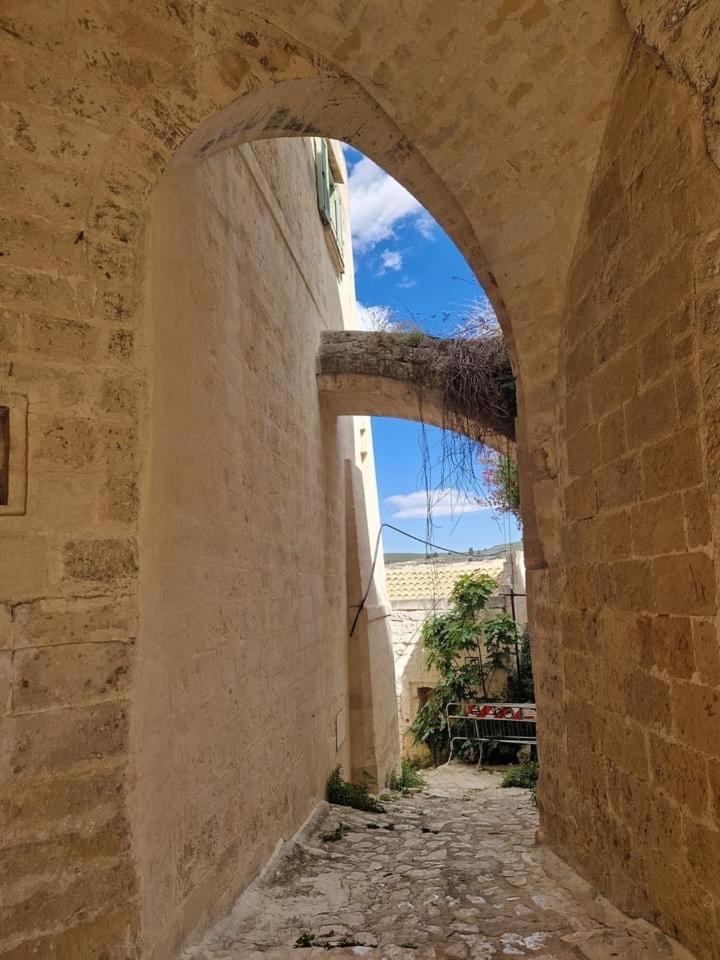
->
[314, 138, 345, 272]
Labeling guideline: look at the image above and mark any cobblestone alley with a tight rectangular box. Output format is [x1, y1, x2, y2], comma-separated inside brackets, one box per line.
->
[184, 766, 693, 960]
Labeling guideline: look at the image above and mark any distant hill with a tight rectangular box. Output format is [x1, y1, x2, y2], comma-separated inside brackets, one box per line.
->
[384, 540, 523, 565]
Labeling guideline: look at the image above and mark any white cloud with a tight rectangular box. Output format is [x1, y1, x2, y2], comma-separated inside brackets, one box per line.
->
[384, 488, 488, 520]
[414, 212, 436, 240]
[347, 156, 426, 252]
[355, 301, 394, 331]
[397, 277, 417, 289]
[378, 249, 403, 274]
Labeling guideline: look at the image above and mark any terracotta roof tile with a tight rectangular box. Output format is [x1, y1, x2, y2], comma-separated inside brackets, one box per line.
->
[385, 559, 506, 602]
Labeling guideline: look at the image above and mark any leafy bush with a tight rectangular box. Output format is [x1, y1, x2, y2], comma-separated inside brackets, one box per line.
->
[387, 759, 427, 792]
[501, 760, 539, 790]
[410, 571, 533, 763]
[325, 766, 384, 813]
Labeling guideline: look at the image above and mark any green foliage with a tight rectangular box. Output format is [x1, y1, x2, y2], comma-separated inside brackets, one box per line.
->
[387, 759, 427, 792]
[295, 932, 315, 947]
[325, 766, 384, 813]
[501, 760, 539, 790]
[483, 612, 521, 670]
[320, 822, 349, 843]
[409, 570, 534, 763]
[450, 572, 497, 618]
[505, 630, 535, 702]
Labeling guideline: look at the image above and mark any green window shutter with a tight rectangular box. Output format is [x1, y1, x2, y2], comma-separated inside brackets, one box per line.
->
[315, 137, 345, 272]
[331, 188, 344, 259]
[315, 138, 332, 225]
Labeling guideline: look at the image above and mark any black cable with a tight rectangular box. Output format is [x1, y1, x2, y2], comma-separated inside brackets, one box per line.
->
[349, 521, 498, 637]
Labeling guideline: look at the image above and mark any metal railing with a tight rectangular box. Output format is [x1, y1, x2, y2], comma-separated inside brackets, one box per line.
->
[446, 701, 537, 763]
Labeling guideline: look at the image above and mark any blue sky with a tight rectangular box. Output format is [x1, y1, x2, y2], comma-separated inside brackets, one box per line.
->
[342, 145, 522, 555]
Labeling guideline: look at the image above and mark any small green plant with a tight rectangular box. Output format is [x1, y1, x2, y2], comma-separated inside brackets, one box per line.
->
[295, 932, 315, 948]
[387, 759, 427, 792]
[501, 760, 539, 790]
[325, 766, 384, 813]
[320, 822, 348, 843]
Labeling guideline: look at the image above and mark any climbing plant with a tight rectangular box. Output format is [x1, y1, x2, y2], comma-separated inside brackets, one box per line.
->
[410, 572, 528, 763]
[480, 449, 521, 522]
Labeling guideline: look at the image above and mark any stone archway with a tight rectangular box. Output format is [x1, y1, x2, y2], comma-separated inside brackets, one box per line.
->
[3, 3, 720, 959]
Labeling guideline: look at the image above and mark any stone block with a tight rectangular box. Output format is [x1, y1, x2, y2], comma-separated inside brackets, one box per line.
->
[672, 681, 720, 758]
[565, 475, 597, 521]
[692, 618, 720, 687]
[0, 857, 136, 943]
[673, 361, 700, 424]
[638, 319, 672, 386]
[99, 377, 140, 419]
[2, 701, 129, 780]
[630, 495, 685, 557]
[0, 767, 125, 837]
[611, 559, 653, 612]
[63, 539, 137, 583]
[648, 733, 709, 819]
[624, 669, 672, 732]
[640, 615, 694, 680]
[598, 407, 626, 465]
[107, 329, 135, 361]
[566, 424, 601, 477]
[0, 651, 11, 715]
[606, 760, 681, 851]
[0, 903, 139, 960]
[595, 310, 626, 366]
[0, 308, 19, 353]
[641, 426, 703, 499]
[595, 455, 639, 510]
[31, 417, 97, 472]
[12, 641, 131, 712]
[683, 486, 711, 548]
[0, 809, 130, 884]
[11, 597, 136, 648]
[682, 817, 720, 900]
[564, 385, 590, 437]
[0, 538, 48, 601]
[601, 716, 648, 780]
[24, 314, 100, 364]
[653, 552, 716, 617]
[590, 347, 639, 416]
[602, 509, 632, 561]
[624, 378, 678, 450]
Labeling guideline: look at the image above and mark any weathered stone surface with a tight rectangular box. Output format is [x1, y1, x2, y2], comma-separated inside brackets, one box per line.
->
[317, 331, 516, 443]
[185, 767, 693, 960]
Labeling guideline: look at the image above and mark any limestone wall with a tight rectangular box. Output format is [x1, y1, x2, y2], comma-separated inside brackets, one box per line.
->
[0, 124, 399, 958]
[3, 2, 720, 958]
[532, 38, 720, 958]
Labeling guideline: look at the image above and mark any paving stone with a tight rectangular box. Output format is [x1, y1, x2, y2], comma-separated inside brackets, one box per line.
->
[183, 767, 693, 960]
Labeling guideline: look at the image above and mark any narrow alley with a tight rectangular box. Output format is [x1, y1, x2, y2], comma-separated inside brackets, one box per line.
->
[184, 767, 690, 960]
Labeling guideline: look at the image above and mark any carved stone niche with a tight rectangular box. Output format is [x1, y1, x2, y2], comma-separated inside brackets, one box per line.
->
[0, 394, 28, 516]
